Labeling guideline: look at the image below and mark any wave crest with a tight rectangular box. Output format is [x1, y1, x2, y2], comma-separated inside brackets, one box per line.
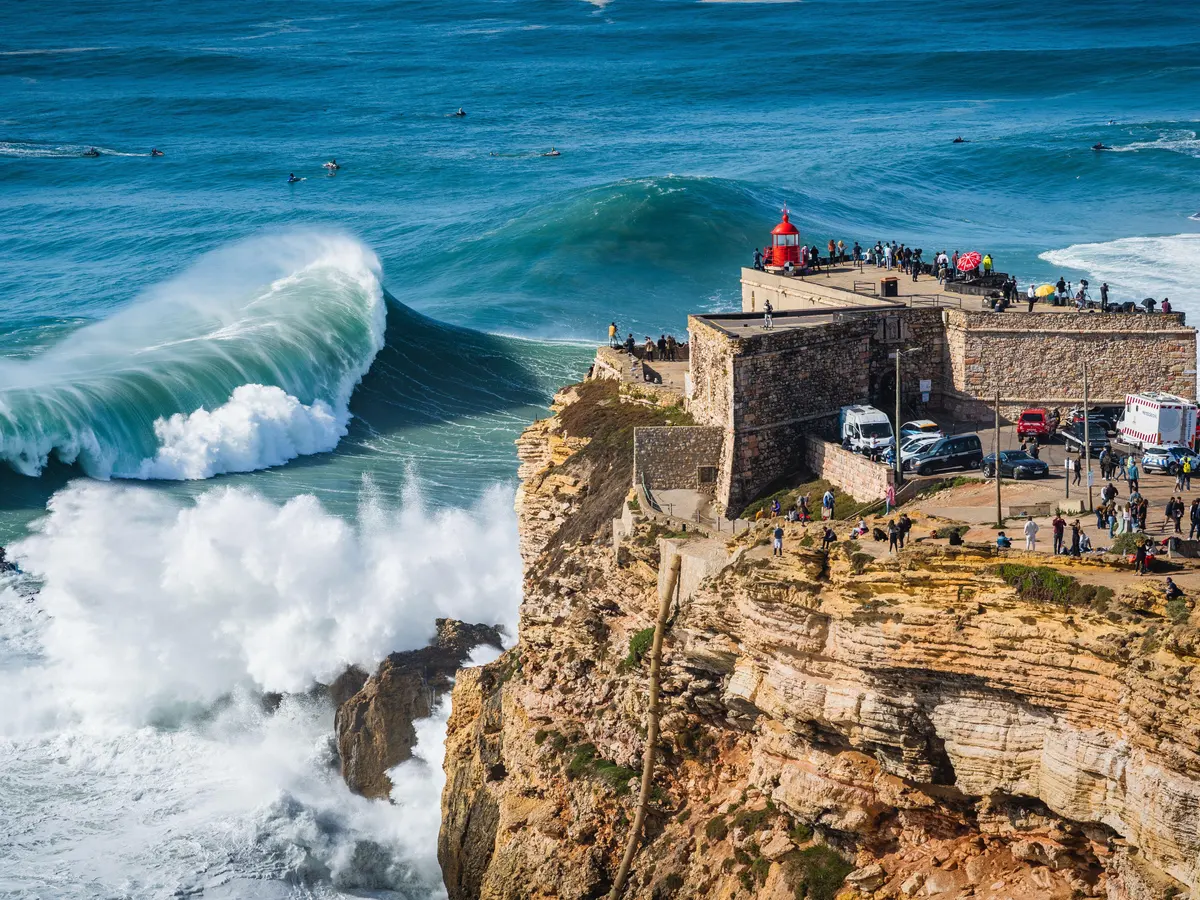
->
[0, 231, 386, 479]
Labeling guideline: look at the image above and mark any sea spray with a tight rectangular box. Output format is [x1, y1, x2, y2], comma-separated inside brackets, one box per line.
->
[0, 231, 386, 480]
[0, 481, 519, 897]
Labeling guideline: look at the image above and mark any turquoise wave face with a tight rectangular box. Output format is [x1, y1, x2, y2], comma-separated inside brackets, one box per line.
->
[0, 232, 385, 478]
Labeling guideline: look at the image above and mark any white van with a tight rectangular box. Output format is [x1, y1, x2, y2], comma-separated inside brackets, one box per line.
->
[840, 405, 895, 454]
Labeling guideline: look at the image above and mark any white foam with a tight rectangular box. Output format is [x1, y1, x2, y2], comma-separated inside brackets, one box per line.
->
[136, 384, 346, 479]
[1111, 129, 1200, 158]
[1039, 233, 1200, 313]
[0, 482, 520, 896]
[8, 480, 519, 728]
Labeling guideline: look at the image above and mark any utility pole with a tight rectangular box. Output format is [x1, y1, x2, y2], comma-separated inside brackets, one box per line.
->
[1083, 362, 1093, 511]
[894, 350, 903, 485]
[994, 386, 1002, 527]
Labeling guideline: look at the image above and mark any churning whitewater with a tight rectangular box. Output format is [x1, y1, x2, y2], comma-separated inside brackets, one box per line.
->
[0, 232, 385, 481]
[0, 480, 520, 898]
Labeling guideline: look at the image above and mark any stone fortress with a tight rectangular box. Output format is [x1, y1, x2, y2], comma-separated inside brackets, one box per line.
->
[623, 213, 1198, 518]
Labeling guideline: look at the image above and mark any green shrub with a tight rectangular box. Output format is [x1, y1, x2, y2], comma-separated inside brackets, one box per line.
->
[534, 729, 548, 745]
[788, 823, 813, 844]
[563, 742, 637, 794]
[566, 743, 598, 779]
[991, 563, 1114, 607]
[732, 807, 773, 833]
[933, 525, 970, 540]
[790, 845, 853, 900]
[705, 816, 729, 842]
[751, 857, 772, 884]
[624, 627, 656, 668]
[1111, 532, 1148, 556]
[662, 873, 684, 893]
[1167, 596, 1191, 625]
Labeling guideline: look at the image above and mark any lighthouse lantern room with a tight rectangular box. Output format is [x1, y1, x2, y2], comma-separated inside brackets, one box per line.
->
[765, 206, 801, 268]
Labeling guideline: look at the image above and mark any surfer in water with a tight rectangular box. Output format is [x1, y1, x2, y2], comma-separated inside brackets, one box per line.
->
[150, 148, 164, 157]
[1092, 142, 1111, 151]
[543, 147, 560, 157]
[287, 172, 301, 183]
[323, 159, 340, 172]
[952, 137, 967, 144]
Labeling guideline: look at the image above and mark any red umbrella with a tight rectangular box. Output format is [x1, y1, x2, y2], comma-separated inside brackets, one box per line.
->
[957, 251, 982, 271]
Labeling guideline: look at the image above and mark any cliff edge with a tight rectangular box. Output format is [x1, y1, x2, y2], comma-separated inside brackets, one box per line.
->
[438, 377, 1200, 900]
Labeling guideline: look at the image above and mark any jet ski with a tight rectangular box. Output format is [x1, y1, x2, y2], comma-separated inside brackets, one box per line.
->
[543, 148, 560, 157]
[1092, 142, 1112, 151]
[150, 148, 164, 157]
[82, 147, 101, 157]
[454, 108, 466, 117]
[951, 137, 966, 144]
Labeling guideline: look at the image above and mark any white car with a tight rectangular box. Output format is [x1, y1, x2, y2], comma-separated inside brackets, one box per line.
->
[900, 419, 944, 441]
[883, 433, 941, 467]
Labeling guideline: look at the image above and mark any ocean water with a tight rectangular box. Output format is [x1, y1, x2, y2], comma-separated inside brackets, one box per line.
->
[1, 0, 1197, 897]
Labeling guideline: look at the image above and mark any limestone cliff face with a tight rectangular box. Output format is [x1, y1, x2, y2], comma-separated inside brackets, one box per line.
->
[439, 380, 1200, 900]
[336, 618, 502, 799]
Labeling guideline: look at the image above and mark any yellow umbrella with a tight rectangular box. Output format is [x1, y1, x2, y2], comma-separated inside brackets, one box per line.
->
[1035, 283, 1057, 298]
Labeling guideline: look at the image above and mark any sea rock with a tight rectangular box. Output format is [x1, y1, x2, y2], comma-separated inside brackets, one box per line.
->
[335, 618, 502, 799]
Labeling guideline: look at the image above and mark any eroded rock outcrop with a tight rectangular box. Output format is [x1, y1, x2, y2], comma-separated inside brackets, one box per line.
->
[336, 618, 503, 799]
[438, 379, 1200, 900]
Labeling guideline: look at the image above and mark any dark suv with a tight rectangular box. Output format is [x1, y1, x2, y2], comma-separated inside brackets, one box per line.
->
[906, 434, 984, 476]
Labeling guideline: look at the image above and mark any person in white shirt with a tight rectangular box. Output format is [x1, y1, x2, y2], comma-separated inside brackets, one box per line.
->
[1024, 518, 1039, 550]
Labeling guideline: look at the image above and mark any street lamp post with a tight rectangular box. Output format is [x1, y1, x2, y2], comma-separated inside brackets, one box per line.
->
[888, 347, 922, 485]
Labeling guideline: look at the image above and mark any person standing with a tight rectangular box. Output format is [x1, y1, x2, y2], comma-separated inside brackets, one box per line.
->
[898, 513, 912, 548]
[983, 253, 993, 275]
[1024, 517, 1039, 551]
[763, 299, 773, 330]
[1174, 498, 1185, 534]
[1070, 521, 1081, 557]
[828, 238, 836, 265]
[1128, 458, 1140, 492]
[754, 248, 763, 270]
[837, 239, 846, 263]
[884, 243, 893, 271]
[885, 482, 896, 515]
[1052, 514, 1067, 555]
[666, 334, 677, 361]
[887, 519, 900, 553]
[644, 336, 655, 361]
[822, 488, 835, 520]
[1190, 497, 1200, 539]
[1073, 457, 1082, 486]
[1134, 541, 1148, 575]
[852, 242, 863, 270]
[1100, 282, 1109, 311]
[608, 321, 618, 348]
[1184, 456, 1192, 490]
[773, 524, 784, 557]
[656, 334, 667, 360]
[1027, 283, 1037, 312]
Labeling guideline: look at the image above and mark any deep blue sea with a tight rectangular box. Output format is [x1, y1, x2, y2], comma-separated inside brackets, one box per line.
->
[1, 1, 1197, 897]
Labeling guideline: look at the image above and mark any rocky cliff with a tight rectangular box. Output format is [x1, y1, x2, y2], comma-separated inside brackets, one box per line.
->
[336, 618, 503, 799]
[438, 378, 1200, 900]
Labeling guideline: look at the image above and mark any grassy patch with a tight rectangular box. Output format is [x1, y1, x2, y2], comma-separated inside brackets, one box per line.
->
[740, 477, 878, 522]
[1168, 596, 1191, 625]
[1111, 532, 1150, 556]
[547, 379, 694, 557]
[992, 563, 1115, 607]
[560, 741, 638, 795]
[788, 845, 853, 900]
[623, 627, 655, 669]
[788, 823, 813, 844]
[933, 524, 970, 540]
[732, 806, 774, 833]
[705, 816, 729, 842]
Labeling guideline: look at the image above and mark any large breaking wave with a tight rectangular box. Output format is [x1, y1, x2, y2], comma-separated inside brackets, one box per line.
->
[0, 232, 386, 480]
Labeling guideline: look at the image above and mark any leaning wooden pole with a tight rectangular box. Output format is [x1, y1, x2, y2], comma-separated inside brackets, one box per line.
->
[609, 551, 682, 900]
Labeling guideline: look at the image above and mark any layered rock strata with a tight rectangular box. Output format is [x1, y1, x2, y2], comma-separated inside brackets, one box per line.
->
[439, 379, 1200, 900]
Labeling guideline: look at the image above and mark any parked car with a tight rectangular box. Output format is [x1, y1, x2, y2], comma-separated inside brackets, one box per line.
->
[1141, 444, 1200, 476]
[981, 450, 1050, 479]
[1016, 408, 1058, 441]
[900, 419, 944, 440]
[883, 433, 942, 467]
[1066, 408, 1116, 436]
[905, 434, 984, 476]
[1061, 421, 1110, 455]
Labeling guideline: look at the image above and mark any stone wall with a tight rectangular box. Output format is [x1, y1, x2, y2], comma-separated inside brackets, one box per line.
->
[740, 267, 897, 313]
[943, 309, 1196, 418]
[689, 308, 948, 515]
[632, 426, 724, 494]
[801, 436, 894, 503]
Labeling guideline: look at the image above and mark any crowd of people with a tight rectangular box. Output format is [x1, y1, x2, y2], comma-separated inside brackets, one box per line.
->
[607, 322, 683, 362]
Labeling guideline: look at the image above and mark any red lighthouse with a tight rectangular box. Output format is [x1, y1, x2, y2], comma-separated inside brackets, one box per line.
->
[765, 206, 801, 267]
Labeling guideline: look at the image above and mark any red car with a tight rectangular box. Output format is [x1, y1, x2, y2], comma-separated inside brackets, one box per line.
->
[1016, 408, 1058, 441]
